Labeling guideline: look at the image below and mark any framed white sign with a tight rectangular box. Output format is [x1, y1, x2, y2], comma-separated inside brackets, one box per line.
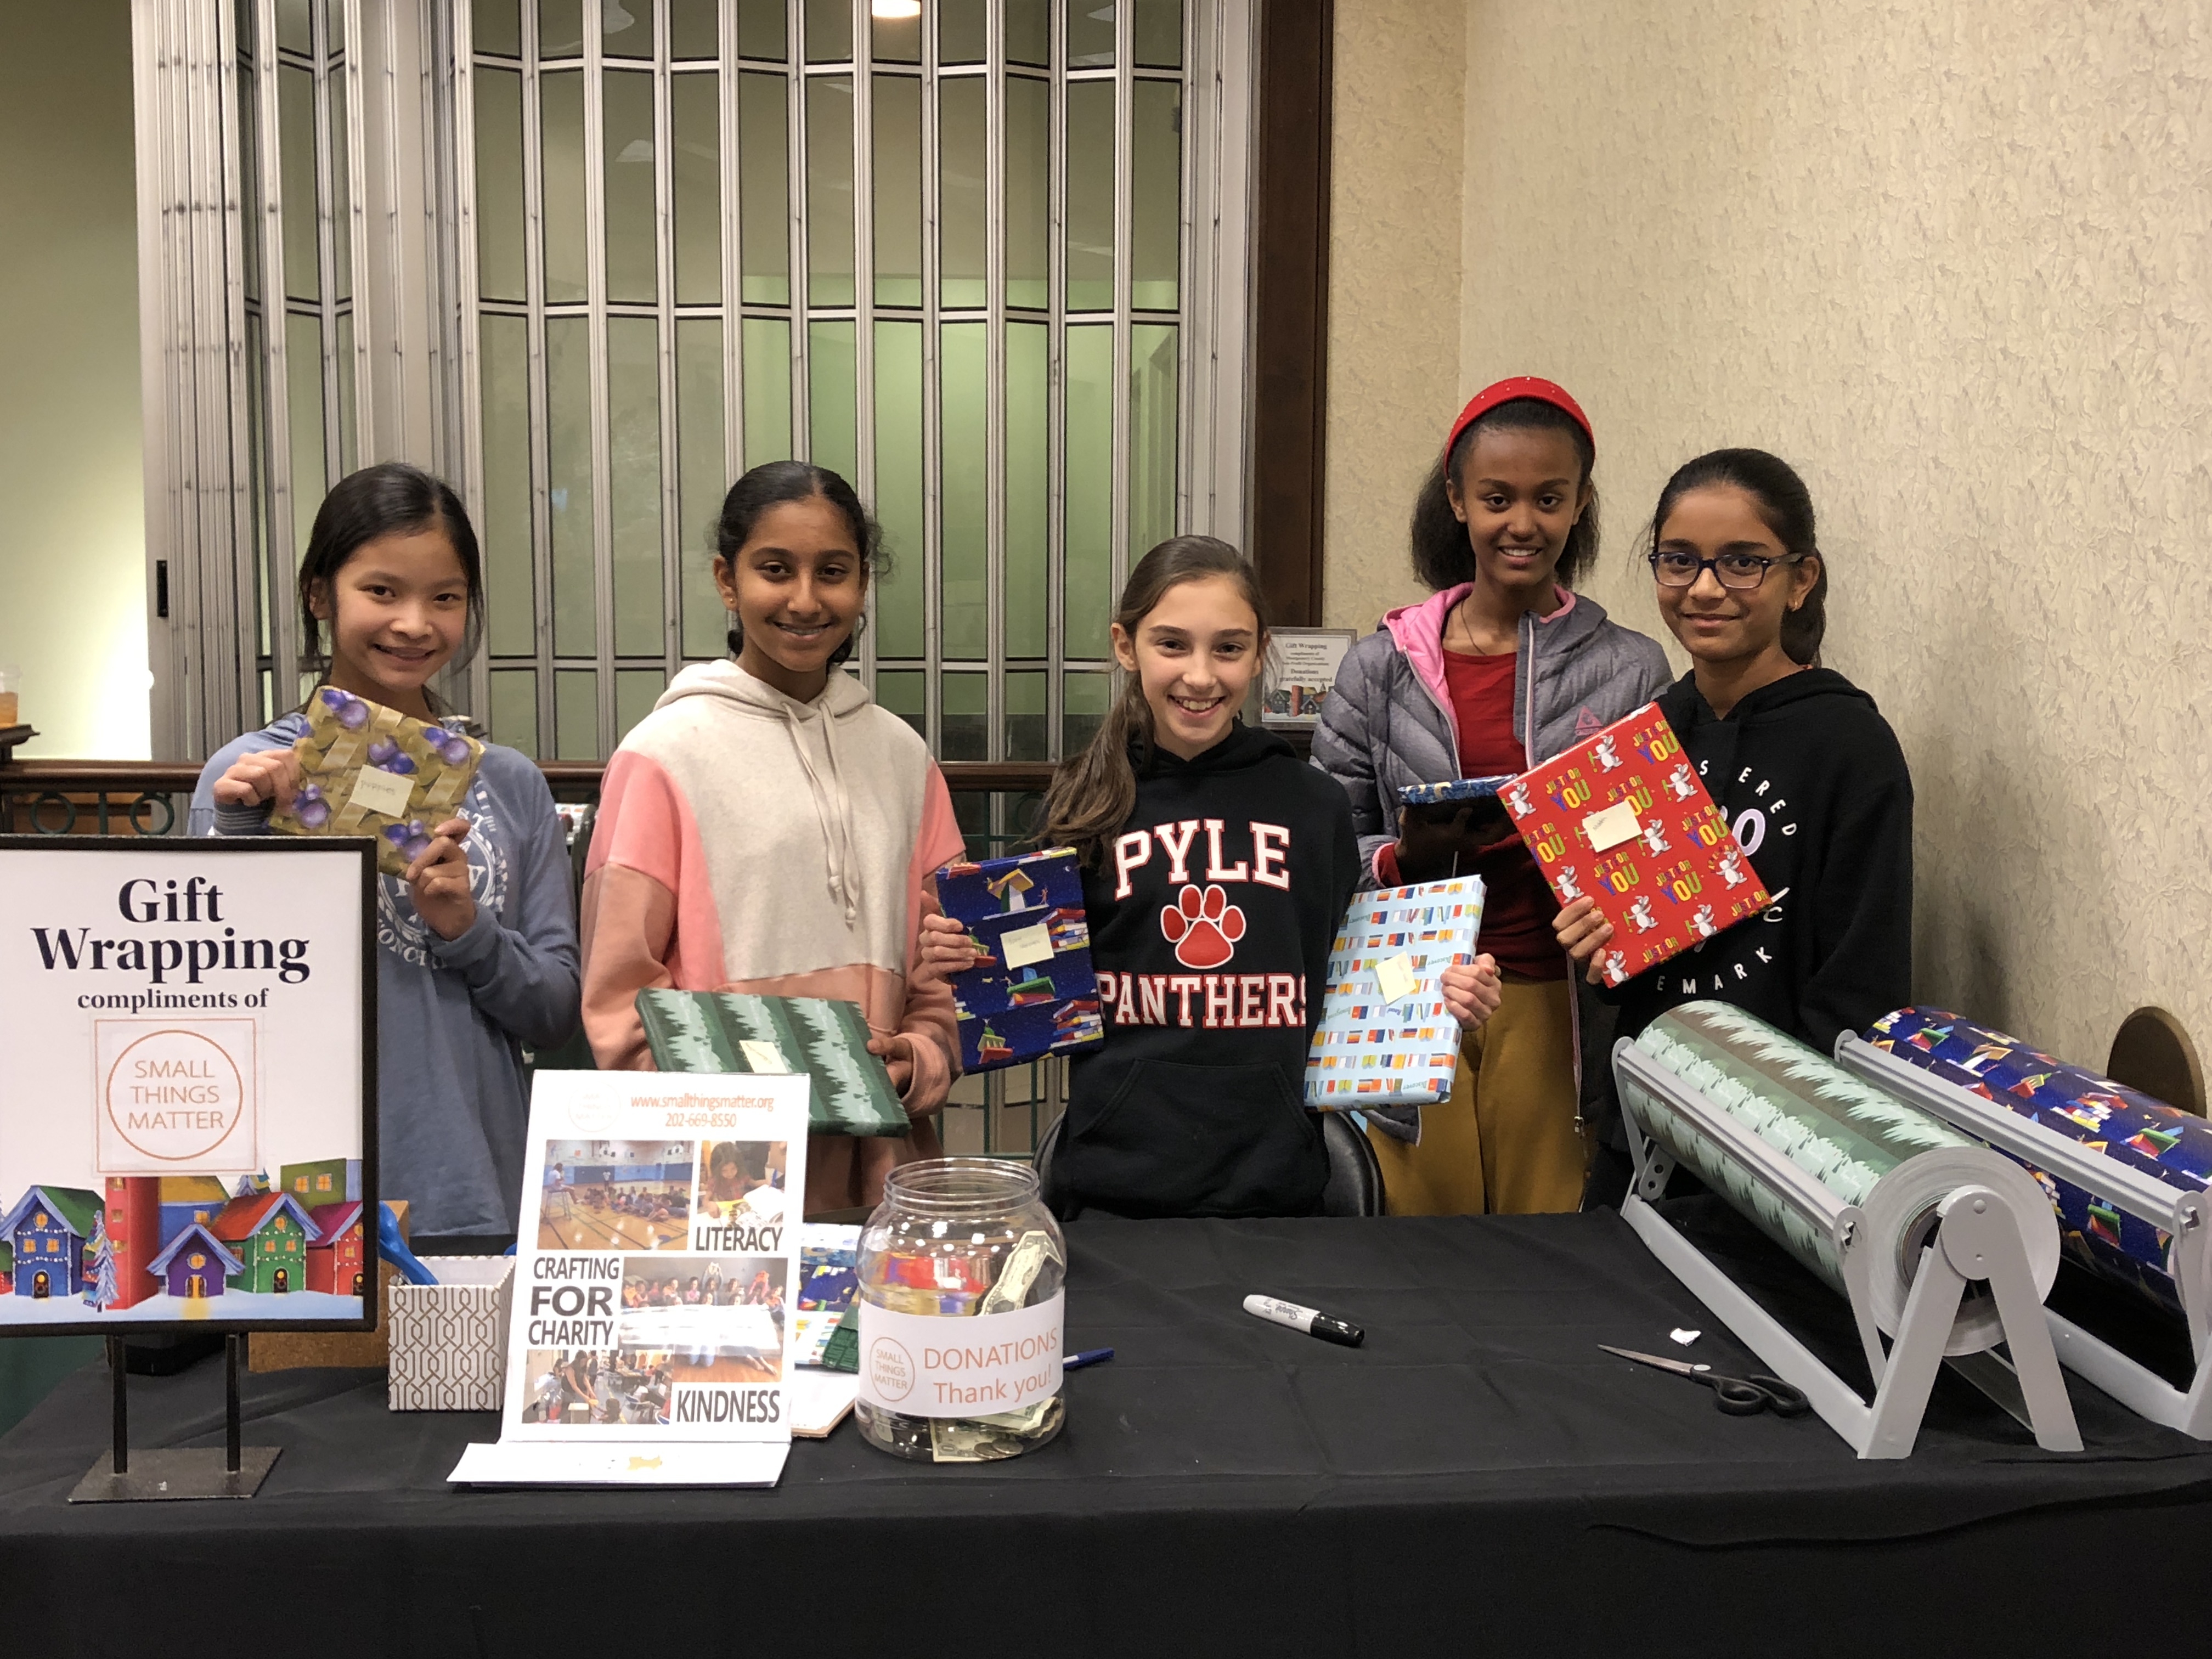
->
[0, 837, 376, 1335]
[1260, 628, 1356, 728]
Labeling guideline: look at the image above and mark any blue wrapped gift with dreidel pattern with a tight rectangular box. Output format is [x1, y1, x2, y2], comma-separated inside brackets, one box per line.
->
[934, 848, 1103, 1072]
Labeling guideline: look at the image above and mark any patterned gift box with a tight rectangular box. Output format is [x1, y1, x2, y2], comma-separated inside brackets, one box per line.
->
[636, 990, 910, 1136]
[1866, 1006, 2212, 1315]
[934, 848, 1103, 1073]
[388, 1256, 515, 1412]
[269, 687, 484, 876]
[1499, 702, 1769, 986]
[1304, 876, 1485, 1108]
[1397, 775, 1515, 808]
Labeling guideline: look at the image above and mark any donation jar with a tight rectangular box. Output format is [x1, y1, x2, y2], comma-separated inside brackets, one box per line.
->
[855, 1157, 1066, 1462]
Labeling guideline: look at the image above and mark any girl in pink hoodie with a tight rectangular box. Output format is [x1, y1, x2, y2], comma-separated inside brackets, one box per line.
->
[579, 462, 966, 1214]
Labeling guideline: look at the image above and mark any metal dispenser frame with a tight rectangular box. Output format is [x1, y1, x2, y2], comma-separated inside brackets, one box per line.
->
[1836, 1032, 2212, 1439]
[1616, 1040, 2083, 1459]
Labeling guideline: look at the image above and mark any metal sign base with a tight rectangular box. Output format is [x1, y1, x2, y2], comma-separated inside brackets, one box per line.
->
[66, 1333, 281, 1504]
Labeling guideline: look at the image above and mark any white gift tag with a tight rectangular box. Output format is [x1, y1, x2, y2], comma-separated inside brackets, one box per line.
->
[1373, 953, 1419, 1006]
[738, 1038, 790, 1073]
[999, 920, 1056, 972]
[349, 764, 417, 819]
[1582, 799, 1641, 853]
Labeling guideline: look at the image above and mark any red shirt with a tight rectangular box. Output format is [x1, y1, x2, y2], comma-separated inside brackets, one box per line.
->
[1436, 648, 1566, 980]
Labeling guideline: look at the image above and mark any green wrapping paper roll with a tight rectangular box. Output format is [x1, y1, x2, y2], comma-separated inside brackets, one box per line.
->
[1626, 1002, 2059, 1355]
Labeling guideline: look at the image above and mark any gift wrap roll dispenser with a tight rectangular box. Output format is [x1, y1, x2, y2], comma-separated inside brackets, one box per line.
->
[1837, 1009, 2212, 1439]
[1616, 1001, 2081, 1458]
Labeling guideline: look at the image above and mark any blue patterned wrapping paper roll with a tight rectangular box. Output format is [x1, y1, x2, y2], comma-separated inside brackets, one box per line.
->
[1397, 775, 1516, 808]
[1865, 1007, 2212, 1315]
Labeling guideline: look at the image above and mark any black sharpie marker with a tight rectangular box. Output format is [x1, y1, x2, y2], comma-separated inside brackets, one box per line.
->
[1243, 1294, 1364, 1348]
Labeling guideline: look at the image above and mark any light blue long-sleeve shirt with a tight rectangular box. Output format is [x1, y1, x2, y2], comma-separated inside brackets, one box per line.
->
[191, 713, 581, 1240]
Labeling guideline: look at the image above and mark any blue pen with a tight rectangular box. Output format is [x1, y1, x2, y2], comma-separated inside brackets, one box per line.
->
[1064, 1347, 1114, 1371]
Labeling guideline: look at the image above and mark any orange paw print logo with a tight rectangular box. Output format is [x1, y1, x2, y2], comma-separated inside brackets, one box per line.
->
[1160, 884, 1245, 969]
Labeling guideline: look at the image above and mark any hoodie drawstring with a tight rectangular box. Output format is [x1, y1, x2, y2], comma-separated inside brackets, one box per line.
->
[783, 701, 861, 929]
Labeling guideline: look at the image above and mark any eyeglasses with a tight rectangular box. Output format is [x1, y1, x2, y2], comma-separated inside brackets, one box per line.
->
[1647, 549, 1799, 591]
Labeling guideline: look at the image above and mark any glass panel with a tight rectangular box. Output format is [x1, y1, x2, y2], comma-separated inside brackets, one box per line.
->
[608, 315, 664, 657]
[1131, 80, 1180, 310]
[736, 0, 785, 59]
[1063, 670, 1109, 756]
[1006, 321, 1047, 657]
[330, 69, 351, 304]
[334, 311, 357, 477]
[481, 313, 535, 657]
[939, 78, 985, 309]
[489, 668, 539, 757]
[1063, 323, 1112, 657]
[538, 0, 585, 58]
[473, 66, 527, 303]
[668, 0, 716, 59]
[285, 312, 326, 565]
[1129, 321, 1178, 554]
[475, 0, 521, 57]
[239, 70, 261, 306]
[738, 71, 789, 304]
[941, 672, 987, 761]
[278, 0, 312, 55]
[1007, 0, 1049, 67]
[1133, 0, 1181, 67]
[1068, 0, 1115, 66]
[541, 69, 588, 303]
[670, 69, 720, 304]
[279, 63, 320, 302]
[617, 668, 666, 742]
[1005, 77, 1048, 309]
[803, 0, 850, 64]
[940, 322, 987, 661]
[871, 319, 924, 659]
[245, 310, 268, 647]
[939, 0, 985, 65]
[555, 669, 598, 759]
[807, 319, 856, 483]
[805, 77, 855, 307]
[741, 316, 792, 467]
[602, 0, 651, 58]
[1008, 672, 1047, 760]
[876, 668, 924, 741]
[872, 2, 921, 65]
[603, 68, 658, 304]
[872, 75, 921, 307]
[675, 317, 726, 657]
[545, 316, 597, 655]
[1065, 80, 1113, 310]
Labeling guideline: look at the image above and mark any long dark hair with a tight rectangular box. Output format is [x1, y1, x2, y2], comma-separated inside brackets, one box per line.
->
[297, 462, 483, 708]
[1043, 536, 1269, 862]
[713, 460, 886, 668]
[1409, 397, 1600, 591]
[1646, 448, 1827, 666]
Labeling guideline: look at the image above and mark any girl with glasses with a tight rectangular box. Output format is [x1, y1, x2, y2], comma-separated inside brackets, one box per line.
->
[1555, 449, 1915, 1206]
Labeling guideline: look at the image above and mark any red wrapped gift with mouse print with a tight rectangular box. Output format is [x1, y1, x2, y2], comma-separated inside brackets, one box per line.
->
[1498, 702, 1769, 987]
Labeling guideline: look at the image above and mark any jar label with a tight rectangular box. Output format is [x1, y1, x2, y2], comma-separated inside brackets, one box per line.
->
[858, 1291, 1065, 1419]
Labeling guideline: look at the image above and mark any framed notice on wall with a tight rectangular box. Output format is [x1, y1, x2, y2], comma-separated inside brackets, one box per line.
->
[1260, 628, 1356, 728]
[0, 837, 376, 1336]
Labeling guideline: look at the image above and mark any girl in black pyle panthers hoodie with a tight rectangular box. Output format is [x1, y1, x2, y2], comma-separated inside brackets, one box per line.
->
[920, 538, 1504, 1220]
[1555, 450, 1915, 1205]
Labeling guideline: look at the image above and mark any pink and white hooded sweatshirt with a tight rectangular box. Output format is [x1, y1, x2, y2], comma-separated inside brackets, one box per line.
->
[579, 659, 968, 1212]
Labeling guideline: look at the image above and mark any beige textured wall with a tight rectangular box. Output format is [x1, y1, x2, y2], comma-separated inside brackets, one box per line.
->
[1446, 1, 2211, 1068]
[1319, 0, 1467, 631]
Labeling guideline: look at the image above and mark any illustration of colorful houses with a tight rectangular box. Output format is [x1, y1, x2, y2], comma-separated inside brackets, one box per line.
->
[281, 1158, 362, 1211]
[157, 1176, 236, 1256]
[306, 1200, 368, 1296]
[101, 1176, 162, 1312]
[210, 1192, 317, 1294]
[0, 1242, 11, 1293]
[2, 1186, 103, 1300]
[146, 1223, 245, 1301]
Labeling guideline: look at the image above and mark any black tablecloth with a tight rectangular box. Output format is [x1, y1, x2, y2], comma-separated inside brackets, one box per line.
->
[5, 1207, 2210, 1656]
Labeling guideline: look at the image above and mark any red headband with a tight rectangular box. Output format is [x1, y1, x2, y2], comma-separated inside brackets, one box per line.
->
[1442, 376, 1594, 466]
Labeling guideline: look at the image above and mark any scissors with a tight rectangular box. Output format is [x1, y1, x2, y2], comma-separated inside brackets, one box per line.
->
[1599, 1345, 1811, 1418]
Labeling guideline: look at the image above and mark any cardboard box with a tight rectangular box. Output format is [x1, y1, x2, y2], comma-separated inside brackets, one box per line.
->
[387, 1256, 515, 1411]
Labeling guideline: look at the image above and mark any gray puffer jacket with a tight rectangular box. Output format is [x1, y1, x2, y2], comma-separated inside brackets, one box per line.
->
[1311, 583, 1672, 1141]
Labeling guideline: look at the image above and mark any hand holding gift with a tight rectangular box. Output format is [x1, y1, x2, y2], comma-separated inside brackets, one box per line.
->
[1552, 895, 1616, 987]
[912, 911, 985, 985]
[1440, 953, 1504, 1030]
[403, 815, 477, 941]
[213, 747, 307, 813]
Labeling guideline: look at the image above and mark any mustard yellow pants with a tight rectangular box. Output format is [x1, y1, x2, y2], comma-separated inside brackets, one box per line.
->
[1365, 973, 1585, 1215]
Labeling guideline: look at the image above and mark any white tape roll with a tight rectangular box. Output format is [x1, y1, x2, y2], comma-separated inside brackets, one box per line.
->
[1858, 1147, 2062, 1356]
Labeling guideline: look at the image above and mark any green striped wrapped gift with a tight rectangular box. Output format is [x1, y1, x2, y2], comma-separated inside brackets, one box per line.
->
[636, 990, 911, 1137]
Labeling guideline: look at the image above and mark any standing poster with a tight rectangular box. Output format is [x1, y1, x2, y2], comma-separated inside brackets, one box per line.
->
[0, 838, 375, 1334]
[450, 1070, 810, 1487]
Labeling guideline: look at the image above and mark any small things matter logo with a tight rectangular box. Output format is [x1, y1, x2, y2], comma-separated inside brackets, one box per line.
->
[1160, 884, 1245, 970]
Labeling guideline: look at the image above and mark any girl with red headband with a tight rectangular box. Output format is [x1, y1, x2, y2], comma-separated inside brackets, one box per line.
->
[1314, 378, 1671, 1215]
